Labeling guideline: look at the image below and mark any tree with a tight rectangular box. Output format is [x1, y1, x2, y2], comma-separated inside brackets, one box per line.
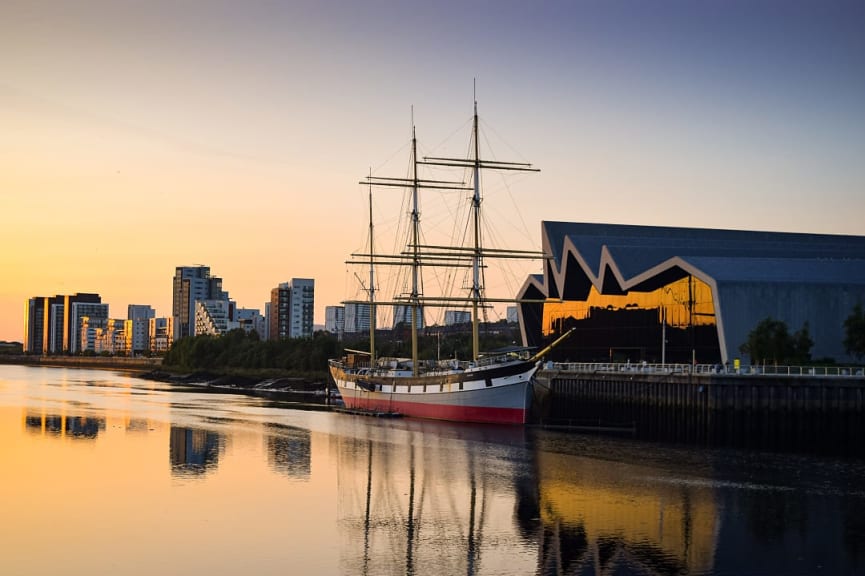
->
[162, 329, 341, 376]
[739, 317, 813, 365]
[844, 304, 865, 361]
[790, 322, 813, 365]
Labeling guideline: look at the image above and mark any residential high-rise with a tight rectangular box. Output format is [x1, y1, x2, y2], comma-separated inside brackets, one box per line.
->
[127, 305, 156, 355]
[48, 300, 64, 353]
[344, 302, 370, 334]
[172, 266, 227, 340]
[269, 278, 314, 340]
[444, 310, 471, 326]
[325, 306, 345, 339]
[393, 304, 424, 330]
[79, 316, 108, 354]
[24, 293, 102, 354]
[506, 306, 518, 323]
[80, 316, 125, 355]
[149, 317, 174, 354]
[23, 297, 48, 354]
[195, 300, 236, 336]
[69, 302, 108, 354]
[236, 308, 265, 337]
[63, 294, 102, 353]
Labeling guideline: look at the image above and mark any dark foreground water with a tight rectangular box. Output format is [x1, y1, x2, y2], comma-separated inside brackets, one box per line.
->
[1, 364, 864, 576]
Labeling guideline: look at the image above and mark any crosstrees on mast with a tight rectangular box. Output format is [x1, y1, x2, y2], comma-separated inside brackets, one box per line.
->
[419, 100, 541, 360]
[345, 100, 542, 366]
[329, 96, 577, 426]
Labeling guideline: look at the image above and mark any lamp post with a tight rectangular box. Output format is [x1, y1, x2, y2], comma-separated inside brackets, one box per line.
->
[661, 305, 666, 367]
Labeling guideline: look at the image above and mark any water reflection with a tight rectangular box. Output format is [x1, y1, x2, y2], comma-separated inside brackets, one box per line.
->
[334, 422, 537, 576]
[265, 424, 311, 479]
[169, 426, 222, 477]
[24, 411, 105, 439]
[126, 418, 152, 432]
[534, 433, 865, 575]
[533, 445, 716, 575]
[2, 365, 863, 576]
[332, 419, 865, 575]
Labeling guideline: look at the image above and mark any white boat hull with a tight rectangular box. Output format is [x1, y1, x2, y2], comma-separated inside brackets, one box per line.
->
[329, 359, 539, 424]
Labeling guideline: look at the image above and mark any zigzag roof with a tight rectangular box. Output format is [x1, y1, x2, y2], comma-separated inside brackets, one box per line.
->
[538, 221, 865, 298]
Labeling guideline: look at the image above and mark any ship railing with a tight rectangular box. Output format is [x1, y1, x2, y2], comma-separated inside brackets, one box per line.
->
[545, 362, 865, 379]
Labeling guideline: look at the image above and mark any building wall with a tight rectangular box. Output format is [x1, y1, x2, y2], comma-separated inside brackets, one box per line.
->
[127, 305, 155, 354]
[49, 303, 64, 353]
[25, 294, 104, 355]
[289, 278, 314, 339]
[79, 316, 107, 353]
[172, 266, 227, 339]
[65, 297, 108, 354]
[325, 305, 345, 338]
[506, 306, 518, 324]
[195, 299, 235, 336]
[270, 279, 315, 340]
[24, 297, 46, 354]
[393, 305, 424, 330]
[235, 308, 264, 337]
[717, 281, 865, 365]
[149, 317, 174, 354]
[270, 285, 290, 340]
[63, 294, 101, 353]
[444, 310, 470, 326]
[344, 303, 370, 334]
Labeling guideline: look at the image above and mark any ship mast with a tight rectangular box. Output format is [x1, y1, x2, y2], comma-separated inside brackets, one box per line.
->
[422, 99, 540, 361]
[470, 101, 482, 360]
[367, 171, 375, 365]
[352, 120, 469, 376]
[348, 102, 540, 367]
[410, 126, 421, 374]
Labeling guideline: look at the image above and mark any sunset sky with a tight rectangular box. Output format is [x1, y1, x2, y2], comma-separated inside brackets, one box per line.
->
[2, 0, 864, 343]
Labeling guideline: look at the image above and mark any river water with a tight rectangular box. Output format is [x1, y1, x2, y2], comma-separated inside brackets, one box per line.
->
[1, 364, 863, 576]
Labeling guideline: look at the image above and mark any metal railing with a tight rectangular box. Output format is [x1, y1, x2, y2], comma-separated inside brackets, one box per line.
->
[543, 361, 865, 378]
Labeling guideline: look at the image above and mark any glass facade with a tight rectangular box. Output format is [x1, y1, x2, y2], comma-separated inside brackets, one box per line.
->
[542, 275, 721, 364]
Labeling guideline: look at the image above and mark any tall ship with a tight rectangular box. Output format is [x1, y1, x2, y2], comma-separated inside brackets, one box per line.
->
[329, 99, 571, 424]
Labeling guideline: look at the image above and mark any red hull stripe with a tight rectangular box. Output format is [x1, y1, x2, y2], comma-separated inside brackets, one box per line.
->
[342, 396, 526, 425]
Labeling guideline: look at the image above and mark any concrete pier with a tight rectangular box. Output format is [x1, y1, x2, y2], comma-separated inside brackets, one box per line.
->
[535, 363, 865, 454]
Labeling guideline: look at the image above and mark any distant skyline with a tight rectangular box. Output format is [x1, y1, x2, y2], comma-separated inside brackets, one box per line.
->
[2, 0, 864, 342]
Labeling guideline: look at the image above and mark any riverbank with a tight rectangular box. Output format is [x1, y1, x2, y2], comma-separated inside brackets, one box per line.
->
[0, 354, 162, 371]
[0, 355, 335, 400]
[138, 368, 337, 406]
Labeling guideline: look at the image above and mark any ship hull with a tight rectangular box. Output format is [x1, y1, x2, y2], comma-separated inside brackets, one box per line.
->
[329, 360, 538, 425]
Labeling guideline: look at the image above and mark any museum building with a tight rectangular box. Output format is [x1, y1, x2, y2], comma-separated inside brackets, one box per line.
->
[517, 222, 865, 365]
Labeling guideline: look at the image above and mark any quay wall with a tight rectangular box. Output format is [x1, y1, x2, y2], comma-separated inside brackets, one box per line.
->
[536, 366, 865, 455]
[0, 355, 162, 371]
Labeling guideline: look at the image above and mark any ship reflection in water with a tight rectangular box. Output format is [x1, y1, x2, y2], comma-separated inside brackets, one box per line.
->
[333, 421, 864, 576]
[3, 365, 863, 576]
[334, 422, 538, 575]
[333, 423, 717, 575]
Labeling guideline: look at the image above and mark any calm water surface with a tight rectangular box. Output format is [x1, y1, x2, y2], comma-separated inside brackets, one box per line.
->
[1, 364, 864, 576]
